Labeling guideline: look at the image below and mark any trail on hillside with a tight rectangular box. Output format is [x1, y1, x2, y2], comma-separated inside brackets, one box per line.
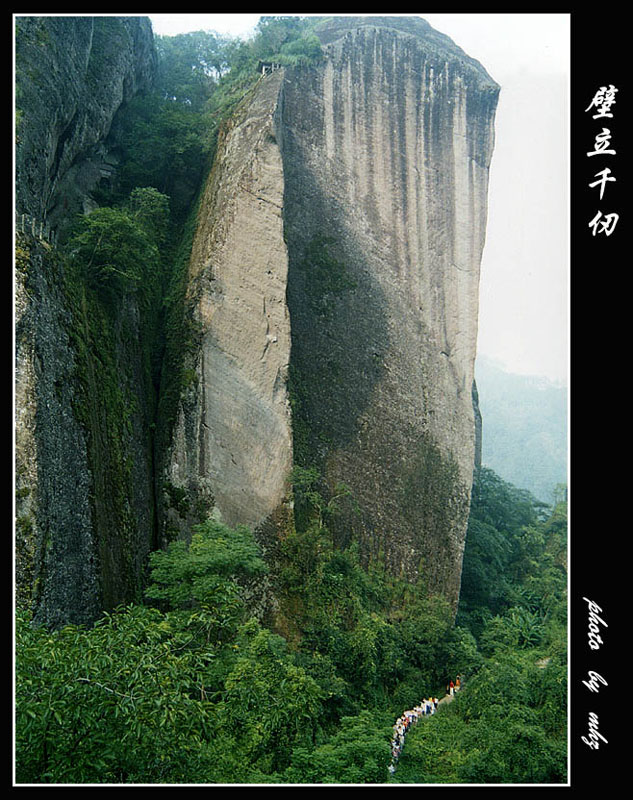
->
[389, 685, 461, 775]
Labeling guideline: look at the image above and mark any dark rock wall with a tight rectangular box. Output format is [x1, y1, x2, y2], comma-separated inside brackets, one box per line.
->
[15, 17, 158, 627]
[15, 234, 158, 628]
[279, 20, 498, 607]
[15, 240, 100, 628]
[15, 16, 156, 239]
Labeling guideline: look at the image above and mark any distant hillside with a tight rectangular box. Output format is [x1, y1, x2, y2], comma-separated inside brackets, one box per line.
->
[474, 356, 567, 504]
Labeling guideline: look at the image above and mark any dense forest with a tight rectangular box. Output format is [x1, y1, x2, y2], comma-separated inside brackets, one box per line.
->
[15, 463, 567, 783]
[14, 18, 567, 784]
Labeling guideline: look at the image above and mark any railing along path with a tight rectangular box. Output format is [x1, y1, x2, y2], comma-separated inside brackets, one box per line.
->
[16, 213, 58, 247]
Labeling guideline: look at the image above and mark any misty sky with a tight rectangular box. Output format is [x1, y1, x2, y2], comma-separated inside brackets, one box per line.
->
[149, 13, 570, 384]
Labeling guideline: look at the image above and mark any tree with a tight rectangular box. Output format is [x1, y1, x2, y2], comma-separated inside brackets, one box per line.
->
[219, 621, 325, 773]
[128, 187, 170, 245]
[15, 521, 273, 783]
[145, 519, 267, 645]
[284, 710, 393, 783]
[458, 468, 552, 636]
[274, 34, 324, 67]
[115, 95, 212, 218]
[154, 31, 231, 106]
[290, 465, 356, 532]
[15, 605, 216, 783]
[253, 16, 304, 59]
[66, 206, 159, 309]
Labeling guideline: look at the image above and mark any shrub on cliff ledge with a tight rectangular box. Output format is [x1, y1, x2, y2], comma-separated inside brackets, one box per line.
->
[66, 206, 159, 310]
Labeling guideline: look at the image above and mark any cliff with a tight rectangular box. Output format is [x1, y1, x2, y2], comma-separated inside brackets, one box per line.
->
[15, 15, 498, 627]
[15, 16, 158, 628]
[162, 16, 499, 612]
[15, 16, 156, 239]
[158, 70, 292, 547]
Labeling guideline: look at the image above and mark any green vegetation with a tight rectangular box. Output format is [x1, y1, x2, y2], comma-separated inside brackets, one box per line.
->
[106, 17, 325, 221]
[66, 198, 162, 312]
[392, 468, 567, 784]
[15, 464, 567, 784]
[14, 17, 567, 786]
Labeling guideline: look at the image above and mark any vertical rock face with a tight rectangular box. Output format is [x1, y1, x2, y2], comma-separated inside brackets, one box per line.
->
[165, 17, 498, 611]
[15, 243, 101, 626]
[14, 17, 158, 627]
[161, 71, 293, 544]
[15, 234, 158, 628]
[15, 14, 498, 624]
[284, 20, 497, 603]
[281, 18, 498, 607]
[15, 15, 156, 238]
[15, 240, 101, 627]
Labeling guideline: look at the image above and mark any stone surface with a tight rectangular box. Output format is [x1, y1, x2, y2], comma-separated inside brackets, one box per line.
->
[161, 71, 293, 543]
[15, 231, 158, 627]
[165, 16, 499, 612]
[15, 237, 101, 627]
[14, 17, 158, 626]
[15, 16, 156, 239]
[14, 15, 499, 625]
[279, 18, 499, 608]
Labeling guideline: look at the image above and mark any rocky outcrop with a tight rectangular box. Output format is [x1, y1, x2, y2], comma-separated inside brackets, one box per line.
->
[164, 16, 499, 612]
[280, 17, 498, 608]
[15, 231, 159, 628]
[15, 15, 156, 239]
[14, 17, 158, 627]
[160, 71, 293, 548]
[15, 237, 101, 627]
[15, 14, 498, 625]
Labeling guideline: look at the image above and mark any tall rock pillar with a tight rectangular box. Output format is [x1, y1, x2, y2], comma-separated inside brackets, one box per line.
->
[160, 71, 293, 549]
[280, 18, 499, 609]
[162, 17, 498, 614]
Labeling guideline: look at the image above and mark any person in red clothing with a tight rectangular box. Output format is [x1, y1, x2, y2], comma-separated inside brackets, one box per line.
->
[449, 679, 455, 696]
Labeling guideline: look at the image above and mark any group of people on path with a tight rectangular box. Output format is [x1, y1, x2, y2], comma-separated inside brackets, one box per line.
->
[389, 697, 438, 772]
[388, 677, 463, 774]
[447, 675, 462, 696]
